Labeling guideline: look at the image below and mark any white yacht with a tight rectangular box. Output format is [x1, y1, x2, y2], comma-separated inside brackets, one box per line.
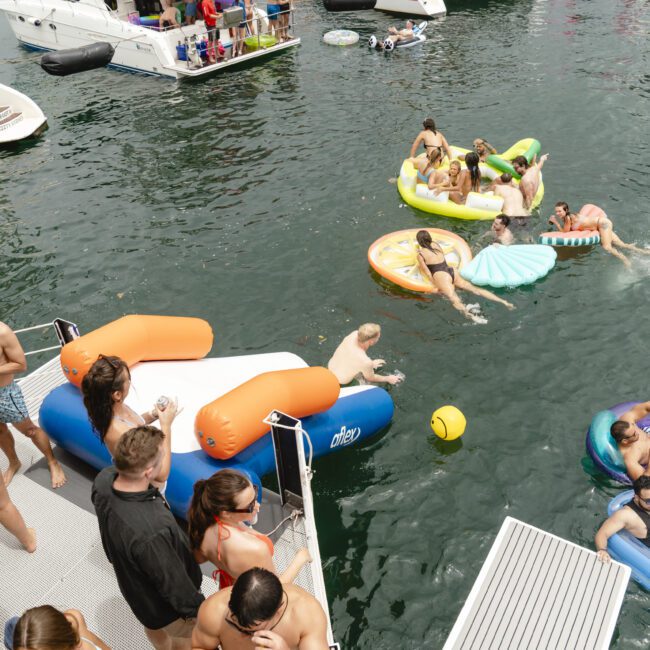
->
[0, 83, 47, 144]
[0, 0, 299, 79]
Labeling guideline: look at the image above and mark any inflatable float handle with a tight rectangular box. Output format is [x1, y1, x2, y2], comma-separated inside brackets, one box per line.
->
[60, 315, 214, 386]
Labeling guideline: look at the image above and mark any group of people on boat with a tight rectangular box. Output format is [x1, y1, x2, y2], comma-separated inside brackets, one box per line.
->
[0, 325, 329, 649]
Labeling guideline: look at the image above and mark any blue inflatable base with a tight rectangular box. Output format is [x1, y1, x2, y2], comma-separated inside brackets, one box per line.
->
[40, 383, 394, 517]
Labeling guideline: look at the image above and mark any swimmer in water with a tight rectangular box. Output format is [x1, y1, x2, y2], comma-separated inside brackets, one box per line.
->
[551, 201, 650, 267]
[488, 173, 529, 221]
[610, 401, 650, 480]
[409, 117, 454, 163]
[415, 230, 514, 324]
[512, 153, 549, 210]
[490, 214, 514, 246]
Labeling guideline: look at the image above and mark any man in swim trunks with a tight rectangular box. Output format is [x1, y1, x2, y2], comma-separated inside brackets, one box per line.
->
[488, 173, 529, 222]
[370, 20, 415, 49]
[512, 153, 549, 211]
[595, 475, 650, 563]
[610, 402, 650, 480]
[490, 214, 514, 246]
[185, 0, 197, 25]
[0, 321, 66, 488]
[191, 567, 329, 650]
[327, 323, 402, 386]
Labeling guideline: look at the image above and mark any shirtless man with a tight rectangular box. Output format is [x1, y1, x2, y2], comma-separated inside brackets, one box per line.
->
[489, 173, 528, 220]
[327, 323, 401, 386]
[595, 475, 650, 563]
[490, 215, 514, 246]
[370, 20, 416, 50]
[459, 138, 497, 163]
[512, 153, 549, 210]
[159, 0, 180, 29]
[0, 322, 66, 488]
[610, 402, 650, 480]
[192, 567, 329, 650]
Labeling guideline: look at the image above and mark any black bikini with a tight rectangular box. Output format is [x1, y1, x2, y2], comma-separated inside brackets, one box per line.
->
[421, 247, 454, 281]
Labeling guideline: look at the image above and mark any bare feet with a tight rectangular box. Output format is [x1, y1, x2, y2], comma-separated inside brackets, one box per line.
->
[23, 527, 36, 553]
[49, 461, 67, 489]
[3, 460, 21, 486]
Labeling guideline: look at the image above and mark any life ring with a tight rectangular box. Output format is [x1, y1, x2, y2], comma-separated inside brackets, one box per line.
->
[323, 29, 359, 46]
[139, 14, 160, 26]
[60, 315, 214, 387]
[368, 228, 472, 293]
[538, 230, 600, 247]
[244, 34, 278, 50]
[585, 401, 650, 485]
[605, 490, 650, 590]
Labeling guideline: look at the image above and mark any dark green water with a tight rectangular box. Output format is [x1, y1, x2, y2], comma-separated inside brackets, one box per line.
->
[1, 0, 649, 646]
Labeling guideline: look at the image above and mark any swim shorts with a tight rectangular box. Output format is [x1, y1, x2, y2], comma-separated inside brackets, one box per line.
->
[185, 2, 197, 17]
[0, 382, 29, 424]
[266, 3, 280, 20]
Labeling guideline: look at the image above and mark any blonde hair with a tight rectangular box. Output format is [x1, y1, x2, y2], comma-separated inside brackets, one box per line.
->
[357, 323, 381, 343]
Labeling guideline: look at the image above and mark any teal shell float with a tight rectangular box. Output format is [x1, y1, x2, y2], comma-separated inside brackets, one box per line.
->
[460, 244, 557, 288]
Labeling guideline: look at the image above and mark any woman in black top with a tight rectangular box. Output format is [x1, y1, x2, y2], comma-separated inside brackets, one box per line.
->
[415, 230, 514, 324]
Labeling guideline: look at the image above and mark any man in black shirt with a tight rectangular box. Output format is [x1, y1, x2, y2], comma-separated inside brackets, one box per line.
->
[92, 425, 204, 650]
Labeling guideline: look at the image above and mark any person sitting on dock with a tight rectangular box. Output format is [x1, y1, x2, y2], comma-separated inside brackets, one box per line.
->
[595, 475, 650, 563]
[187, 468, 312, 588]
[512, 153, 548, 210]
[81, 354, 178, 491]
[92, 426, 204, 650]
[191, 567, 329, 650]
[610, 402, 650, 480]
[327, 324, 403, 386]
[0, 321, 66, 489]
[409, 117, 454, 163]
[159, 0, 181, 29]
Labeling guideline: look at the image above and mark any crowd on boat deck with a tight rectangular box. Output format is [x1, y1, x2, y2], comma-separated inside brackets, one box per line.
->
[0, 322, 330, 649]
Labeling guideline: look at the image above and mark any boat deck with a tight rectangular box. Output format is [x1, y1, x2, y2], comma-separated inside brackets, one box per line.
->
[0, 357, 323, 648]
[444, 517, 630, 650]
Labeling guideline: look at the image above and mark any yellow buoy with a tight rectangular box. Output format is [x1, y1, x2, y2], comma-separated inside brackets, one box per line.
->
[431, 405, 466, 440]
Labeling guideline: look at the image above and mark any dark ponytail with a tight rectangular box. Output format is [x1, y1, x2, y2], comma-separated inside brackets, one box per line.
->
[187, 469, 251, 550]
[464, 152, 481, 192]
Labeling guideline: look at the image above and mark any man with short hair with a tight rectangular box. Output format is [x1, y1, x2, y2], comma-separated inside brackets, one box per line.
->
[370, 20, 416, 49]
[191, 567, 329, 650]
[327, 323, 402, 386]
[512, 153, 549, 210]
[92, 426, 204, 650]
[0, 321, 66, 488]
[595, 475, 650, 563]
[489, 173, 528, 220]
[491, 214, 514, 246]
[610, 401, 650, 480]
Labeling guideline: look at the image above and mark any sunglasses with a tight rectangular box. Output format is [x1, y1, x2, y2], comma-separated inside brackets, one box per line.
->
[226, 590, 287, 636]
[229, 484, 259, 513]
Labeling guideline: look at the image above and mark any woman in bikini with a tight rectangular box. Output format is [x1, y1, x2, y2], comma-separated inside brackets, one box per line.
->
[187, 469, 311, 588]
[408, 147, 444, 187]
[11, 605, 110, 650]
[551, 201, 650, 267]
[429, 160, 462, 193]
[415, 230, 514, 323]
[409, 117, 454, 163]
[81, 355, 177, 488]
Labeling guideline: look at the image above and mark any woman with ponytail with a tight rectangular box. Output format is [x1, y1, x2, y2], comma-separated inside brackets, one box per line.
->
[187, 469, 311, 588]
[81, 355, 177, 488]
[415, 229, 514, 323]
[11, 605, 109, 650]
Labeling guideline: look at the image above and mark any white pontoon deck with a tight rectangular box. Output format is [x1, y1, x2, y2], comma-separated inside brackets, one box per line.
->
[444, 517, 630, 650]
[0, 354, 337, 648]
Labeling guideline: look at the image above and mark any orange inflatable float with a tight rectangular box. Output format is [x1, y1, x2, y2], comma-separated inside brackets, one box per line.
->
[60, 315, 214, 386]
[196, 366, 340, 460]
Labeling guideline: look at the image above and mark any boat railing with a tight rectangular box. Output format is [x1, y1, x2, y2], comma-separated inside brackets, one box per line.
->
[14, 318, 80, 357]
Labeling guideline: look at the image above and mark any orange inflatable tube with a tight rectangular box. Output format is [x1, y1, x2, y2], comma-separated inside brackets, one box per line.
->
[61, 315, 214, 386]
[196, 367, 340, 460]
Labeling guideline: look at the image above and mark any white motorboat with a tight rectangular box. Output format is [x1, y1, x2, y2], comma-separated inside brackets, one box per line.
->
[323, 0, 446, 19]
[0, 83, 47, 144]
[0, 0, 300, 79]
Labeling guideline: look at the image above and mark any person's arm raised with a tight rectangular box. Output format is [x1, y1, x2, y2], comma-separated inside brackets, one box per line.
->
[154, 398, 178, 483]
[0, 325, 27, 376]
[623, 401, 650, 423]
